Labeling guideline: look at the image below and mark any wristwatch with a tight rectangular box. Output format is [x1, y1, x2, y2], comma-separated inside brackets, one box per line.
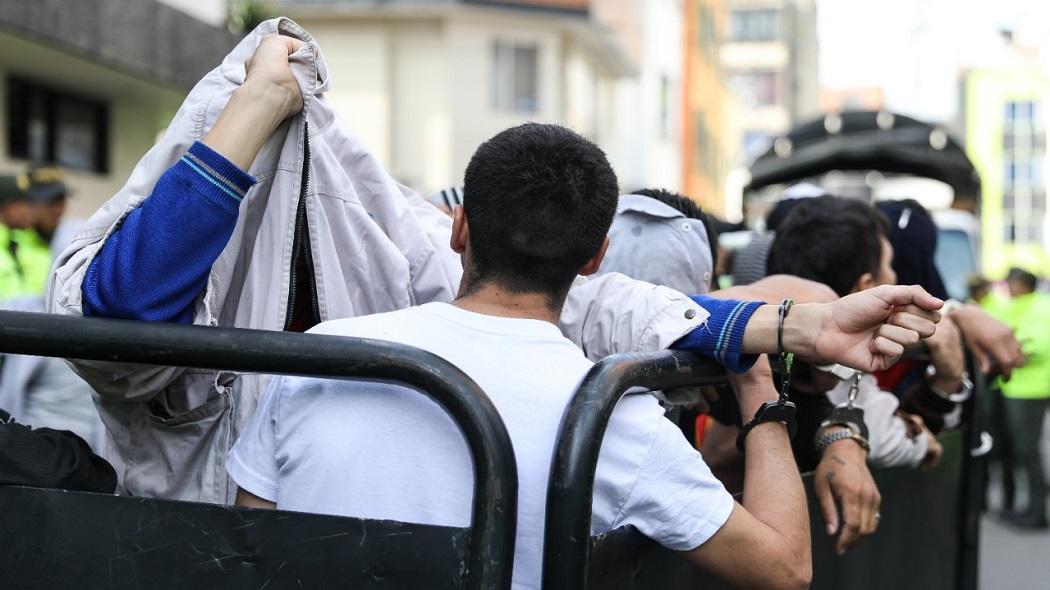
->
[925, 365, 974, 403]
[815, 427, 870, 455]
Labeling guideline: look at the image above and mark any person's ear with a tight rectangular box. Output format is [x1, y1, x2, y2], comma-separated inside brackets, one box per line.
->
[579, 236, 610, 276]
[450, 206, 469, 254]
[854, 272, 877, 293]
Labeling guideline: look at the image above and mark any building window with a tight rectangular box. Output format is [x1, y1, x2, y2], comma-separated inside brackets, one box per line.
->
[1004, 100, 1036, 126]
[1004, 218, 1017, 243]
[493, 41, 539, 114]
[1000, 97, 1047, 247]
[6, 77, 109, 173]
[1032, 218, 1046, 245]
[728, 70, 780, 108]
[729, 9, 778, 42]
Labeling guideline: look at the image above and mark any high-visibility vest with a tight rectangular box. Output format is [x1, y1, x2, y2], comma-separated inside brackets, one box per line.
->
[994, 292, 1050, 399]
[10, 228, 51, 295]
[0, 224, 33, 302]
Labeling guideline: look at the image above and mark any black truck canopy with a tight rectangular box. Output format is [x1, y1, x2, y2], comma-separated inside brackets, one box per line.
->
[745, 110, 981, 205]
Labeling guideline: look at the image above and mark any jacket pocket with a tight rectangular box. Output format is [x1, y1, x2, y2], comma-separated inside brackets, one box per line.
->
[123, 371, 232, 503]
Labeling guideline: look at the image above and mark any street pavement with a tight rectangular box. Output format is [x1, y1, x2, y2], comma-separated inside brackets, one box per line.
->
[979, 412, 1050, 589]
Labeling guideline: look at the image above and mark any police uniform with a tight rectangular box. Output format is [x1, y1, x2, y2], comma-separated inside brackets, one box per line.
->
[0, 174, 33, 301]
[11, 167, 68, 295]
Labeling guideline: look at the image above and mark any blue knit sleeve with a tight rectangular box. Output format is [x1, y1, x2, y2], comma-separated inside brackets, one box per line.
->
[82, 142, 255, 323]
[670, 295, 765, 374]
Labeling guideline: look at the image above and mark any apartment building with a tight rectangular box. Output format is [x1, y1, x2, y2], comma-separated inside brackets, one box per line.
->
[280, 0, 636, 194]
[0, 0, 236, 217]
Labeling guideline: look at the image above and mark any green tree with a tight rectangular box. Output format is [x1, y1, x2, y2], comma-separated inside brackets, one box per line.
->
[229, 0, 273, 34]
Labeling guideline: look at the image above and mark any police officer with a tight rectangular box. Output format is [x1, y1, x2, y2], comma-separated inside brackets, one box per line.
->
[0, 174, 35, 302]
[11, 167, 68, 295]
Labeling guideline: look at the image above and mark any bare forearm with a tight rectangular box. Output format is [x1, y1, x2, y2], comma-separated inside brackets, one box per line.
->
[687, 365, 812, 589]
[740, 302, 821, 357]
[740, 419, 810, 553]
[732, 362, 811, 553]
[235, 487, 277, 510]
[203, 82, 295, 170]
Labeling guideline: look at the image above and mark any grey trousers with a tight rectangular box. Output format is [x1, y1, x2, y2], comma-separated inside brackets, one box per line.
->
[1004, 397, 1050, 517]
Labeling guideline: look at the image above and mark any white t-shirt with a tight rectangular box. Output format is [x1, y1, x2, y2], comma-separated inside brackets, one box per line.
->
[228, 302, 733, 589]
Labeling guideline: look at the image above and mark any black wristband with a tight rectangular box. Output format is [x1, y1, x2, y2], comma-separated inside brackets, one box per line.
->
[736, 399, 798, 452]
[777, 298, 794, 356]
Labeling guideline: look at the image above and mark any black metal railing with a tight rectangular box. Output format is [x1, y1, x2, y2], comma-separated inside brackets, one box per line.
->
[0, 310, 518, 590]
[542, 350, 727, 589]
[544, 349, 987, 590]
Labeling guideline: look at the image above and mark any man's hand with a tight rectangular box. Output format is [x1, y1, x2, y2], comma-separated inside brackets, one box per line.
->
[787, 285, 943, 372]
[925, 317, 966, 392]
[203, 35, 306, 170]
[244, 35, 305, 121]
[813, 436, 881, 555]
[920, 429, 943, 470]
[948, 304, 1024, 379]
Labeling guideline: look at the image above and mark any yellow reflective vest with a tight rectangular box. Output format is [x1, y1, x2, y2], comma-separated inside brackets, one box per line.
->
[994, 292, 1050, 399]
[10, 228, 51, 295]
[0, 224, 33, 301]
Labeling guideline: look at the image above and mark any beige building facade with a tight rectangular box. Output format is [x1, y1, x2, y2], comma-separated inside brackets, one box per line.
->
[281, 0, 636, 195]
[720, 0, 818, 164]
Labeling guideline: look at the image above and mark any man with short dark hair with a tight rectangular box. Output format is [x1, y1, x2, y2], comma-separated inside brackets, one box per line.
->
[767, 196, 895, 297]
[229, 125, 813, 589]
[53, 31, 943, 507]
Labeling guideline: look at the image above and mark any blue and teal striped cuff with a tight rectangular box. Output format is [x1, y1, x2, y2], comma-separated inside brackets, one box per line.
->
[671, 296, 764, 374]
[183, 141, 256, 201]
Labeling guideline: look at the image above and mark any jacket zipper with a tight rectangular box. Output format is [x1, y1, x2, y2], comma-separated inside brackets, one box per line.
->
[284, 122, 321, 331]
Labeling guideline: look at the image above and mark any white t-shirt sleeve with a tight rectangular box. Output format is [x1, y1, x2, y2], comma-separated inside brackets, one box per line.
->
[597, 396, 735, 552]
[227, 376, 283, 502]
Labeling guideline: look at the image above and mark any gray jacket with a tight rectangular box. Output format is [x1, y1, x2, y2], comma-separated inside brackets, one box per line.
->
[47, 18, 706, 504]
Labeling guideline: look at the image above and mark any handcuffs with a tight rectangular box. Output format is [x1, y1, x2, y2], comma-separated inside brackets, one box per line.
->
[815, 370, 871, 454]
[736, 299, 798, 452]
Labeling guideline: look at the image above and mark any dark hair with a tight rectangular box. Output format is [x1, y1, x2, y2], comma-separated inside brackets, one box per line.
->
[766, 198, 809, 232]
[462, 123, 619, 302]
[1007, 267, 1038, 293]
[632, 187, 719, 273]
[767, 196, 890, 296]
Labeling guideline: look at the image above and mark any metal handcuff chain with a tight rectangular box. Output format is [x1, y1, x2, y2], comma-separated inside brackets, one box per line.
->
[845, 370, 862, 409]
[736, 300, 799, 452]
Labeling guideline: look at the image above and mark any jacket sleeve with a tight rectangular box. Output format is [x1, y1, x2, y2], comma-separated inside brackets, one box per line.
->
[83, 142, 254, 323]
[0, 410, 116, 494]
[672, 295, 763, 374]
[559, 273, 708, 361]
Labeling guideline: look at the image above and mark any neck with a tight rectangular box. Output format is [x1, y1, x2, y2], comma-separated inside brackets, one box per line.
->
[453, 282, 562, 324]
